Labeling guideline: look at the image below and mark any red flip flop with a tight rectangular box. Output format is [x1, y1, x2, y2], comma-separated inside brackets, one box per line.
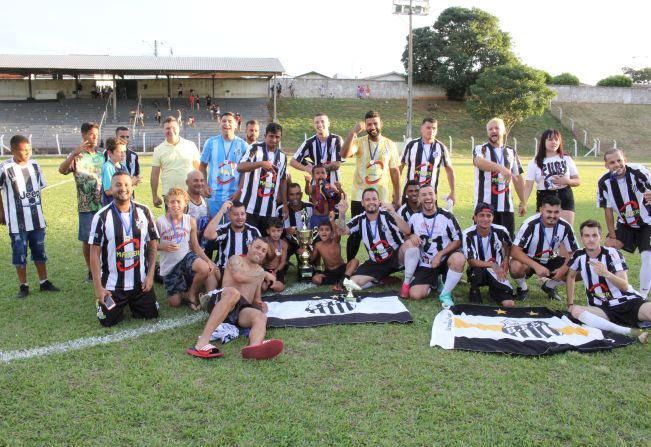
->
[186, 344, 224, 359]
[241, 339, 284, 360]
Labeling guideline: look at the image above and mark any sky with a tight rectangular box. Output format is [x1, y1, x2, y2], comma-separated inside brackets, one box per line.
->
[2, 0, 649, 85]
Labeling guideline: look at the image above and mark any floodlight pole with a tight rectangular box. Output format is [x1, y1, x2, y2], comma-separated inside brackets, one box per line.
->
[407, 0, 413, 139]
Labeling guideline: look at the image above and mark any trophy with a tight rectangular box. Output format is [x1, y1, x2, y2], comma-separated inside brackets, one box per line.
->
[342, 278, 362, 302]
[297, 208, 316, 281]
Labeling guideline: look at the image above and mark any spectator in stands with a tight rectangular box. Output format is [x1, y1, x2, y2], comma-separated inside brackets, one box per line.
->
[176, 109, 183, 128]
[245, 120, 260, 147]
[206, 95, 212, 108]
[150, 117, 201, 208]
[101, 137, 127, 206]
[155, 108, 162, 126]
[189, 92, 196, 110]
[58, 122, 105, 281]
[0, 135, 60, 298]
[177, 83, 183, 97]
[234, 112, 242, 131]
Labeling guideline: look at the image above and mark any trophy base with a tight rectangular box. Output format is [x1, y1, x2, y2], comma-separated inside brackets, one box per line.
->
[298, 266, 313, 282]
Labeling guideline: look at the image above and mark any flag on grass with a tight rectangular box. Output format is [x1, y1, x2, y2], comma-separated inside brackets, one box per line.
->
[431, 304, 632, 355]
[263, 292, 412, 328]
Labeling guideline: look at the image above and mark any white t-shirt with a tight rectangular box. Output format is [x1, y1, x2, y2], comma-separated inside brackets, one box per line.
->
[156, 214, 192, 276]
[525, 155, 578, 190]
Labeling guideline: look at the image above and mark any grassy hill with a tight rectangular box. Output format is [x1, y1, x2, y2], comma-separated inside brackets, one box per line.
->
[272, 98, 584, 158]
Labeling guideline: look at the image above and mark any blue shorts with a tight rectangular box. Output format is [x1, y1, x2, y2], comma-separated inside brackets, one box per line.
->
[78, 211, 95, 242]
[163, 252, 199, 296]
[10, 228, 47, 267]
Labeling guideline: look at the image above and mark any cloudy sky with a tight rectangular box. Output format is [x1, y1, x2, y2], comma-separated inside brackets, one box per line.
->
[3, 0, 648, 85]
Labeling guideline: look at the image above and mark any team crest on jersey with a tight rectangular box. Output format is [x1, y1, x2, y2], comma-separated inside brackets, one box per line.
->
[588, 283, 613, 301]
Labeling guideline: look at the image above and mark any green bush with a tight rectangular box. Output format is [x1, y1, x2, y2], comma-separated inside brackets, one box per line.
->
[550, 72, 580, 85]
[541, 70, 553, 84]
[597, 75, 633, 87]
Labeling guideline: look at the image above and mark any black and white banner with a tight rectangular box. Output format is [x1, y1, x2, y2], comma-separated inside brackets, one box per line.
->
[431, 305, 632, 355]
[264, 292, 412, 328]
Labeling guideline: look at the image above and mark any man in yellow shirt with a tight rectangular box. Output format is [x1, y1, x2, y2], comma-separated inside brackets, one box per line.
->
[341, 110, 401, 261]
[151, 117, 200, 208]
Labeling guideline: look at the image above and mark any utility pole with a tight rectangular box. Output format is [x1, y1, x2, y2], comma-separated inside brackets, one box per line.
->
[393, 0, 429, 139]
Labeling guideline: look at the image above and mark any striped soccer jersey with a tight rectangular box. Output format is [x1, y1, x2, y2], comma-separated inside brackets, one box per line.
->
[276, 202, 314, 230]
[292, 134, 343, 184]
[513, 214, 579, 264]
[0, 158, 47, 233]
[408, 209, 461, 268]
[397, 203, 420, 223]
[568, 246, 643, 307]
[597, 164, 651, 228]
[213, 223, 261, 267]
[401, 138, 450, 194]
[472, 143, 524, 212]
[88, 201, 159, 292]
[348, 211, 404, 263]
[463, 223, 513, 286]
[240, 143, 288, 217]
[104, 149, 140, 177]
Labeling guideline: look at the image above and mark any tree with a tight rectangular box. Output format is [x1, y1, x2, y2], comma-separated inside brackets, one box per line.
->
[403, 7, 517, 101]
[597, 75, 633, 87]
[466, 64, 556, 138]
[622, 67, 651, 84]
[550, 72, 580, 85]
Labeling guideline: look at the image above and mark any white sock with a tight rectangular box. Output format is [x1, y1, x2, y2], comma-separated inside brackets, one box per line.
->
[546, 279, 563, 289]
[441, 270, 462, 295]
[514, 277, 528, 290]
[40, 279, 48, 285]
[578, 311, 631, 336]
[639, 251, 651, 298]
[403, 247, 420, 285]
[361, 281, 375, 289]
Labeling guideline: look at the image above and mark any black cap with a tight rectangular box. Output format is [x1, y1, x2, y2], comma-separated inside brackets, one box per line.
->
[474, 202, 495, 215]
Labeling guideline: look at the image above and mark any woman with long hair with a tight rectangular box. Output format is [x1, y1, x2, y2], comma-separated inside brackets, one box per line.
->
[523, 129, 580, 224]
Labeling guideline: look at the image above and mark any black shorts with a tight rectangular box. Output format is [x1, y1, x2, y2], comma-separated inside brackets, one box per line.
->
[615, 223, 651, 253]
[602, 297, 648, 327]
[205, 289, 254, 327]
[320, 264, 346, 285]
[411, 266, 443, 288]
[266, 268, 285, 284]
[536, 188, 575, 212]
[353, 250, 402, 281]
[468, 267, 514, 304]
[493, 212, 515, 239]
[97, 288, 158, 327]
[525, 256, 567, 278]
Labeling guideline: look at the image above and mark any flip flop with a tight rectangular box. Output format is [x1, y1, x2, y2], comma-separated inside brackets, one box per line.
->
[186, 344, 224, 359]
[241, 339, 284, 360]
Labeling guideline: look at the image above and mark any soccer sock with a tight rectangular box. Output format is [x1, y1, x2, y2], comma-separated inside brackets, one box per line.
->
[545, 279, 563, 289]
[361, 281, 375, 289]
[639, 251, 651, 298]
[514, 277, 528, 290]
[441, 270, 463, 295]
[402, 247, 420, 285]
[578, 310, 632, 336]
[39, 279, 48, 285]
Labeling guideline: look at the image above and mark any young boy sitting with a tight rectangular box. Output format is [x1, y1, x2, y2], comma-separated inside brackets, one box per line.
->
[101, 137, 128, 206]
[0, 135, 60, 298]
[156, 187, 218, 310]
[305, 164, 342, 229]
[310, 214, 358, 291]
[262, 217, 288, 292]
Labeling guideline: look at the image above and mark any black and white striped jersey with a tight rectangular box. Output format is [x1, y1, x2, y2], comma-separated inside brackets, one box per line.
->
[103, 149, 140, 177]
[568, 246, 643, 307]
[597, 164, 651, 228]
[472, 143, 524, 212]
[239, 143, 288, 217]
[408, 209, 461, 268]
[292, 134, 342, 184]
[88, 201, 159, 292]
[401, 138, 450, 194]
[213, 223, 261, 267]
[348, 211, 404, 262]
[0, 159, 47, 233]
[397, 203, 420, 223]
[276, 202, 313, 230]
[513, 214, 579, 264]
[463, 223, 512, 265]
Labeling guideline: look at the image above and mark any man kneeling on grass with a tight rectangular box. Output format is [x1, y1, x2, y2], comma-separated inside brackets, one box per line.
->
[566, 219, 648, 344]
[186, 237, 283, 360]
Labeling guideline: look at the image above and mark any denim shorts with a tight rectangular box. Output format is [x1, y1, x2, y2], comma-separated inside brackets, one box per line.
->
[10, 228, 47, 266]
[163, 251, 199, 296]
[78, 212, 95, 242]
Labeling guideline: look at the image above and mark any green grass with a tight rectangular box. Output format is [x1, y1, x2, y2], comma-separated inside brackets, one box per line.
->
[0, 156, 650, 446]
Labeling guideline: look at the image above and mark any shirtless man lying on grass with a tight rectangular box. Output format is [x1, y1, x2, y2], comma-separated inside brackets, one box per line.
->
[186, 237, 283, 360]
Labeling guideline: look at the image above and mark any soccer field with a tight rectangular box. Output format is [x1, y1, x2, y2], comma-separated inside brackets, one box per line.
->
[0, 155, 649, 446]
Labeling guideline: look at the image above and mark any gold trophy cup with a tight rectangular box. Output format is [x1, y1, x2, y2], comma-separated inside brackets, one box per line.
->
[297, 208, 316, 281]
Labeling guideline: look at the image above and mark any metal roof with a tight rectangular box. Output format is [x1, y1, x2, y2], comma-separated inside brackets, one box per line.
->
[0, 54, 284, 77]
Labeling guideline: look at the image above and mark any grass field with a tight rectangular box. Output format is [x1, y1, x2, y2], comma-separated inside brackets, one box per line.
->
[0, 154, 649, 446]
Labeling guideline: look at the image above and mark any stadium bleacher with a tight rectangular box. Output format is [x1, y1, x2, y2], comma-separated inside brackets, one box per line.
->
[0, 97, 270, 154]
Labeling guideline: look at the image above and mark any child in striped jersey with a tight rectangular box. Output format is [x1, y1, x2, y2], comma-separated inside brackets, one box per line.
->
[0, 135, 59, 298]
